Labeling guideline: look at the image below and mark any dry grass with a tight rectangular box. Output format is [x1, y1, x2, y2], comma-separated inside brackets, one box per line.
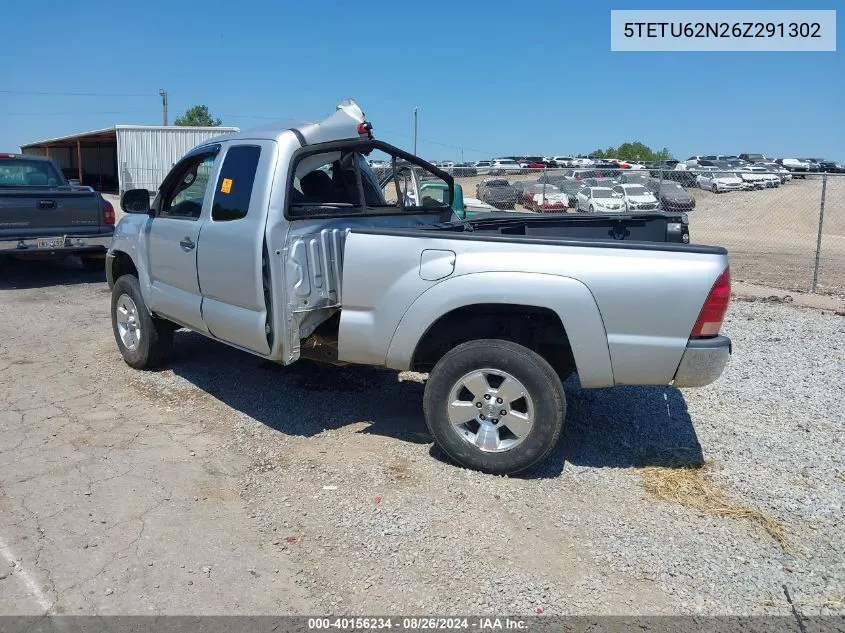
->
[640, 462, 789, 550]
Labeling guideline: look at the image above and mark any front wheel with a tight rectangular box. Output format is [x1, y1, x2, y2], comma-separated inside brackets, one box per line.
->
[111, 274, 174, 369]
[423, 339, 566, 475]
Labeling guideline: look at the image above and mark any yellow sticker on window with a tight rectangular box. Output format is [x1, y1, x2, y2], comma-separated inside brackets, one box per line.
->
[221, 178, 233, 194]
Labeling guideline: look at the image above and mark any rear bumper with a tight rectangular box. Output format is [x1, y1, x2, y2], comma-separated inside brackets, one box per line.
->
[0, 233, 112, 254]
[672, 335, 732, 388]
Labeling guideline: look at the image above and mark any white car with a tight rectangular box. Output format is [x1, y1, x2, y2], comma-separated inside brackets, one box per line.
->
[571, 157, 595, 167]
[490, 158, 522, 175]
[552, 156, 575, 168]
[743, 166, 780, 188]
[474, 160, 492, 175]
[696, 171, 743, 193]
[612, 184, 659, 210]
[758, 162, 792, 182]
[576, 186, 626, 213]
[738, 167, 778, 189]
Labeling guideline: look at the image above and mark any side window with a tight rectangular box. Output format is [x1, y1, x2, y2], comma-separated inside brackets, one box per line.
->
[287, 142, 450, 219]
[211, 145, 261, 222]
[160, 152, 217, 220]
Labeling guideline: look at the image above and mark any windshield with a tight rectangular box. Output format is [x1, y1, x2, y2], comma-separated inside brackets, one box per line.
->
[486, 180, 510, 187]
[592, 188, 614, 198]
[0, 158, 63, 188]
[557, 181, 582, 192]
[623, 185, 647, 195]
[660, 182, 684, 191]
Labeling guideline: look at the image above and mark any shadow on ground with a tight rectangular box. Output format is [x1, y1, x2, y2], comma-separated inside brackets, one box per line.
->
[170, 331, 702, 478]
[0, 256, 105, 289]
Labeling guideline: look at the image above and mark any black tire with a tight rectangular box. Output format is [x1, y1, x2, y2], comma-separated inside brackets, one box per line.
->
[588, 205, 594, 213]
[111, 274, 174, 369]
[80, 255, 105, 272]
[423, 339, 566, 475]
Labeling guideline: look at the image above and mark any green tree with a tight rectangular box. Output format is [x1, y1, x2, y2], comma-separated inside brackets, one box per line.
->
[587, 141, 674, 162]
[174, 105, 222, 127]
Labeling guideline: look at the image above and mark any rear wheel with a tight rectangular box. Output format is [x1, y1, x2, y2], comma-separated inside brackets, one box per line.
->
[111, 274, 174, 369]
[423, 339, 566, 475]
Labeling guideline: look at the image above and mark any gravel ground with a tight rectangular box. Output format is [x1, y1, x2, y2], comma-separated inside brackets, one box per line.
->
[0, 259, 843, 616]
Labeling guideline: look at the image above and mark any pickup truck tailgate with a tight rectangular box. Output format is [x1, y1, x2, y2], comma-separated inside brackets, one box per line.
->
[0, 189, 101, 238]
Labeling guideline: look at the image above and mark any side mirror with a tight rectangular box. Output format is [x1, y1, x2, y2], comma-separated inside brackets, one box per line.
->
[452, 184, 466, 220]
[121, 188, 151, 215]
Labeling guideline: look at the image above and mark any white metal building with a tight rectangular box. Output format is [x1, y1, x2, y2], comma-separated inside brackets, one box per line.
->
[20, 125, 239, 195]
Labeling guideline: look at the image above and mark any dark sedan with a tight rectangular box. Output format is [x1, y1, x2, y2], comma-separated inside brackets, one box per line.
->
[819, 160, 845, 173]
[645, 180, 696, 212]
[475, 178, 519, 210]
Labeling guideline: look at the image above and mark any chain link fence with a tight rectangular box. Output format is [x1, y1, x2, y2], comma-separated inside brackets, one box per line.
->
[446, 165, 844, 297]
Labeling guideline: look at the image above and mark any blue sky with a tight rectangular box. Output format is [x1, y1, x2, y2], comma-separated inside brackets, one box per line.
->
[2, 0, 842, 161]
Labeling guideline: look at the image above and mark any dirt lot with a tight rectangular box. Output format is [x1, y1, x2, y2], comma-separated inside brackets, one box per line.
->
[1, 258, 843, 617]
[454, 173, 845, 296]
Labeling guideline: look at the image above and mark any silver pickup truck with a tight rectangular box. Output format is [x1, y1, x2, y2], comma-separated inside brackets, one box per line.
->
[106, 100, 732, 475]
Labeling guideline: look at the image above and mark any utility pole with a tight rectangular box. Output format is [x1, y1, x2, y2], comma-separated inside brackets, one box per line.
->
[413, 107, 418, 155]
[159, 89, 168, 126]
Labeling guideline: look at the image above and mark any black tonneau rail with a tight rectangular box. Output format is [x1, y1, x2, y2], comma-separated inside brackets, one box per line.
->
[350, 226, 724, 255]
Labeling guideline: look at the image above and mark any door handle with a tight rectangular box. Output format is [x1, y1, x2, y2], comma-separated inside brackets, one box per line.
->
[179, 237, 196, 251]
[38, 200, 57, 209]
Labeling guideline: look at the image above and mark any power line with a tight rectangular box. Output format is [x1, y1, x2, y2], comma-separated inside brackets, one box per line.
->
[0, 89, 154, 97]
[0, 110, 157, 116]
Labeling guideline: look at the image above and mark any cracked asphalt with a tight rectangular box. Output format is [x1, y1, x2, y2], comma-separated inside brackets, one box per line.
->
[0, 258, 309, 615]
[0, 256, 843, 617]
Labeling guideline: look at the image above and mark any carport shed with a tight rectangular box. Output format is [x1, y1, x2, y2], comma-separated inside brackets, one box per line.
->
[21, 125, 239, 195]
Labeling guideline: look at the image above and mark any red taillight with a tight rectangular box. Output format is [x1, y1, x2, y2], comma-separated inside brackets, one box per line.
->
[691, 268, 731, 338]
[103, 200, 115, 225]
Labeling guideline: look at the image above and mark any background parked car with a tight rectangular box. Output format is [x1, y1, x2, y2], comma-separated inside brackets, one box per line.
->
[742, 166, 780, 188]
[618, 172, 650, 185]
[612, 183, 659, 210]
[799, 158, 822, 172]
[548, 178, 585, 207]
[775, 158, 808, 178]
[489, 159, 522, 175]
[476, 178, 518, 209]
[739, 153, 767, 163]
[645, 179, 696, 211]
[819, 160, 845, 173]
[452, 162, 478, 177]
[474, 160, 492, 175]
[576, 186, 626, 213]
[757, 163, 792, 182]
[696, 171, 743, 193]
[521, 183, 570, 212]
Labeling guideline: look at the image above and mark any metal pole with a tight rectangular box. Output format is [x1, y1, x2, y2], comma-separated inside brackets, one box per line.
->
[811, 174, 828, 293]
[76, 139, 83, 183]
[159, 89, 168, 126]
[413, 107, 418, 155]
